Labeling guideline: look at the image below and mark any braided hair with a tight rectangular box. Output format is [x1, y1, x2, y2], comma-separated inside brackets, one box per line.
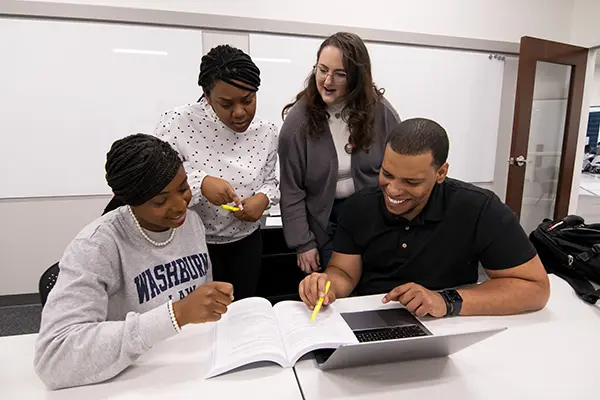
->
[198, 45, 261, 94]
[105, 134, 182, 206]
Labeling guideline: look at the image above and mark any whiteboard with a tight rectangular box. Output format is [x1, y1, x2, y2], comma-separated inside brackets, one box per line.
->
[250, 34, 505, 183]
[250, 34, 320, 129]
[1, 22, 505, 198]
[367, 42, 504, 182]
[0, 18, 202, 198]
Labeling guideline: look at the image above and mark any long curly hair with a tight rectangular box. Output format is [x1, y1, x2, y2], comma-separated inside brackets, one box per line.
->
[282, 32, 383, 151]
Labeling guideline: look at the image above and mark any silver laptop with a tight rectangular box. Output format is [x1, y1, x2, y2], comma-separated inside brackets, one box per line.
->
[315, 308, 505, 370]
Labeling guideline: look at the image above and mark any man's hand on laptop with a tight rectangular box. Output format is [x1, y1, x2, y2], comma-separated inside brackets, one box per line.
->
[299, 273, 337, 309]
[382, 282, 447, 318]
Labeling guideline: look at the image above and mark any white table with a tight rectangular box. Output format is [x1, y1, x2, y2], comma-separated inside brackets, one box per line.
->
[294, 275, 600, 400]
[0, 323, 302, 399]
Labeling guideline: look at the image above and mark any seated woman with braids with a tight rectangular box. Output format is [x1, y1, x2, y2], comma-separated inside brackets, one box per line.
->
[154, 45, 280, 300]
[34, 134, 234, 390]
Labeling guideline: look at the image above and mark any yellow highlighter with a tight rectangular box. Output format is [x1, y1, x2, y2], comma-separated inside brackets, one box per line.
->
[311, 281, 331, 322]
[220, 205, 240, 212]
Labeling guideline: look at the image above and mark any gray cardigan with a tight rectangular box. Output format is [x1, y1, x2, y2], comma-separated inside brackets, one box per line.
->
[278, 96, 400, 253]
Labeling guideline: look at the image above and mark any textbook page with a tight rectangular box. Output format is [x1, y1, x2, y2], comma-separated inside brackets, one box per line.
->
[207, 297, 288, 378]
[273, 301, 359, 365]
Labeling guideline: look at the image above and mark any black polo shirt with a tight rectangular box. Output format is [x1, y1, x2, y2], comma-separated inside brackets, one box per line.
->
[333, 178, 537, 295]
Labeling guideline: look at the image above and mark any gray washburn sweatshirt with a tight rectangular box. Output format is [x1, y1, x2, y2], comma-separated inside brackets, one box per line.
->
[34, 207, 212, 389]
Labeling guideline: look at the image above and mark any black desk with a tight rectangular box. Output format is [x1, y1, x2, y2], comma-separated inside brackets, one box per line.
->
[257, 216, 305, 303]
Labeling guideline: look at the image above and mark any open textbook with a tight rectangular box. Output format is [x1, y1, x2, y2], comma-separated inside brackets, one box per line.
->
[206, 298, 358, 378]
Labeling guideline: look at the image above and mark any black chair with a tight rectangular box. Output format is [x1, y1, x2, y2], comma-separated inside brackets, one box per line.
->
[39, 262, 59, 307]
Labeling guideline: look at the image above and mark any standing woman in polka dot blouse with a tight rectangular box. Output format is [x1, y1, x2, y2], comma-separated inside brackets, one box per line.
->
[154, 45, 280, 300]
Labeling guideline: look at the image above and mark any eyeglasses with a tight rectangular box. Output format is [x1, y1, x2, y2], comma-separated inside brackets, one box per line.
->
[314, 65, 347, 85]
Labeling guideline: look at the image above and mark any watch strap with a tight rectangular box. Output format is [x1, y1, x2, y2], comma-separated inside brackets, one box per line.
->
[440, 289, 462, 317]
[440, 291, 454, 316]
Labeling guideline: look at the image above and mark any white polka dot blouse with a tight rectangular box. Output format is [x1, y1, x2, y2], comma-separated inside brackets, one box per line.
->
[154, 98, 280, 244]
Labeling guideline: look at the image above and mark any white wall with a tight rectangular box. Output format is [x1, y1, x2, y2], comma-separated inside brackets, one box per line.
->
[570, 0, 600, 47]
[22, 0, 575, 43]
[0, 0, 582, 296]
[0, 196, 111, 295]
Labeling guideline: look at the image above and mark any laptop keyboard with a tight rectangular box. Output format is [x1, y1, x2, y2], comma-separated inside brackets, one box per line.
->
[355, 325, 428, 343]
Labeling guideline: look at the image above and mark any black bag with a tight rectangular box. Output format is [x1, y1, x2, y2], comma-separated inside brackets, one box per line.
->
[529, 215, 600, 304]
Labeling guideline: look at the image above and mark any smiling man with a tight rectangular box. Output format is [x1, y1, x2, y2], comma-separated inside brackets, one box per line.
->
[298, 118, 550, 317]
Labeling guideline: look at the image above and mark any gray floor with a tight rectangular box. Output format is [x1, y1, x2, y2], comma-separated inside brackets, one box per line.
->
[0, 304, 42, 337]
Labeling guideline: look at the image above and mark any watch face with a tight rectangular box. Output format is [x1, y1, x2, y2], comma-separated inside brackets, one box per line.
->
[446, 290, 462, 303]
[444, 290, 462, 316]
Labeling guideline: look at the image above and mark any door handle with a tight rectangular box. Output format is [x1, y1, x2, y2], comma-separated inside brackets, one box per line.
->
[508, 155, 527, 167]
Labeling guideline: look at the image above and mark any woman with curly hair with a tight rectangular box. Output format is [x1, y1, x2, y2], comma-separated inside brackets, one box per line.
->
[279, 32, 401, 274]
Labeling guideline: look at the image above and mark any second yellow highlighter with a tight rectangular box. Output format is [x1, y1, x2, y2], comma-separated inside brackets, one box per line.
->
[310, 281, 331, 322]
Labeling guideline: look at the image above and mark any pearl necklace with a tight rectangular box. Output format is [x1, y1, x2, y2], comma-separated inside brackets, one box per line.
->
[127, 206, 176, 247]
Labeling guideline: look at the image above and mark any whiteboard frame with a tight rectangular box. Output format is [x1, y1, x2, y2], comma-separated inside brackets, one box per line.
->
[0, 0, 519, 55]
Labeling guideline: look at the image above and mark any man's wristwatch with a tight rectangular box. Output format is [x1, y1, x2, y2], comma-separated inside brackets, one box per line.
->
[440, 289, 463, 317]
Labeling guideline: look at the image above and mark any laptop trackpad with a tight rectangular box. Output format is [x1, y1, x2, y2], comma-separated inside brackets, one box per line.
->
[341, 308, 417, 330]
